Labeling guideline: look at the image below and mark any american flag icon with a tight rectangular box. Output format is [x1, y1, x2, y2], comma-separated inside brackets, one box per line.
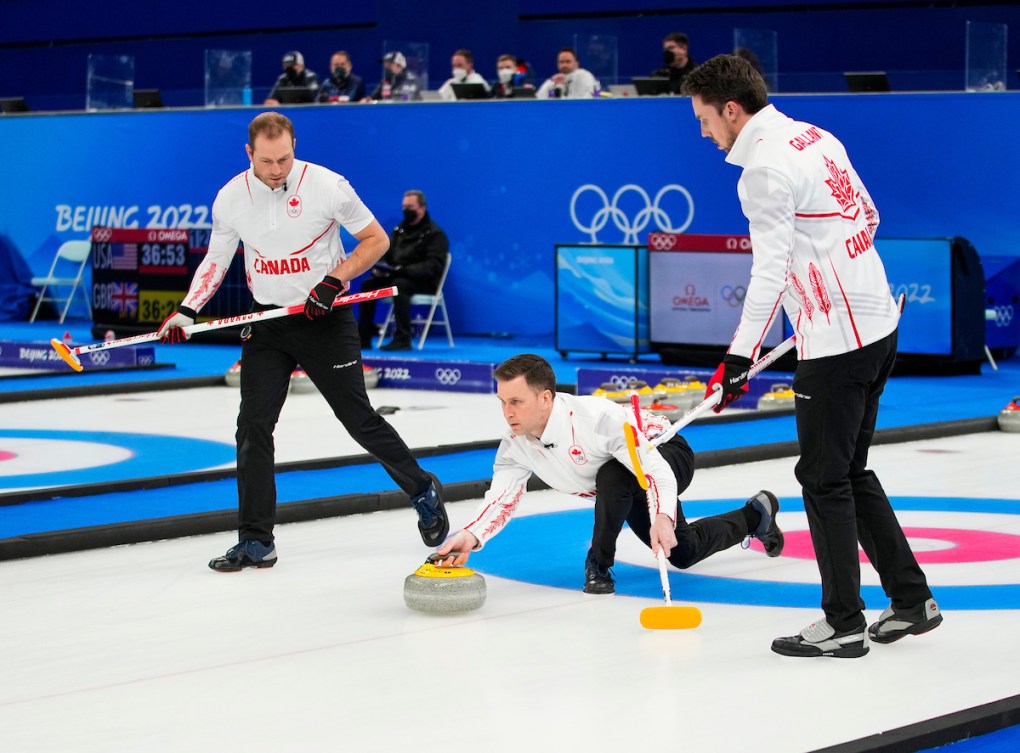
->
[112, 243, 137, 270]
[111, 282, 138, 316]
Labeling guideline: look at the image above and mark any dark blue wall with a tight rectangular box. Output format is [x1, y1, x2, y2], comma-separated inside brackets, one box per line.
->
[2, 1, 1020, 110]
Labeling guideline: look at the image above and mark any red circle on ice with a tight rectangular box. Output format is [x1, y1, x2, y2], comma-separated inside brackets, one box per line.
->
[749, 527, 1020, 564]
[0, 450, 15, 461]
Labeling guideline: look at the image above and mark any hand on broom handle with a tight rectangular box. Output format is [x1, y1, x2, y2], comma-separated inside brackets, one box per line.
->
[649, 334, 797, 448]
[49, 287, 397, 373]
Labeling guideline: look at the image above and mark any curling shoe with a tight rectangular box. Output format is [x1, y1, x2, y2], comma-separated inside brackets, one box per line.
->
[772, 619, 869, 658]
[411, 472, 449, 547]
[583, 549, 615, 595]
[746, 490, 784, 557]
[868, 598, 943, 644]
[209, 539, 277, 572]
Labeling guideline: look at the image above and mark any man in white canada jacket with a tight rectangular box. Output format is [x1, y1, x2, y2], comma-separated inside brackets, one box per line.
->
[683, 54, 941, 658]
[435, 353, 783, 595]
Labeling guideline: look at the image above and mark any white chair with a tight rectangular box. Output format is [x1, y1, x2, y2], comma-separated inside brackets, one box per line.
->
[376, 253, 454, 350]
[29, 239, 93, 323]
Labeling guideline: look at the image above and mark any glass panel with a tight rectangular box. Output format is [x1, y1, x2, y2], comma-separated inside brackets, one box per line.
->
[86, 54, 134, 111]
[733, 29, 778, 92]
[204, 49, 253, 107]
[574, 34, 618, 89]
[380, 41, 429, 100]
[965, 21, 1007, 92]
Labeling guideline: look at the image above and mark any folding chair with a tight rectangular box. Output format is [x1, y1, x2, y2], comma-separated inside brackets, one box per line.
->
[30, 239, 93, 323]
[376, 253, 454, 350]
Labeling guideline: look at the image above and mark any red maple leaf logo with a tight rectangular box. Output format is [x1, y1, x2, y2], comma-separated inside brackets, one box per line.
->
[289, 197, 299, 207]
[823, 156, 858, 216]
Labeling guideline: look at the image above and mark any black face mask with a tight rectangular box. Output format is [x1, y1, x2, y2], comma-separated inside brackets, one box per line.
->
[384, 69, 396, 83]
[285, 65, 299, 80]
[402, 209, 418, 224]
[332, 67, 348, 85]
[663, 49, 676, 65]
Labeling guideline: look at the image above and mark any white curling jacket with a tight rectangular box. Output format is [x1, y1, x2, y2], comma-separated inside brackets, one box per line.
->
[181, 159, 375, 311]
[725, 104, 899, 361]
[463, 393, 678, 549]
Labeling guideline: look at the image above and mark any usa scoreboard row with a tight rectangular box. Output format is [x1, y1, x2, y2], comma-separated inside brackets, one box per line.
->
[90, 226, 249, 333]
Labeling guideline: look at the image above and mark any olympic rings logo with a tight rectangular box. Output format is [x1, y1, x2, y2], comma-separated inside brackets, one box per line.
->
[570, 184, 694, 244]
[720, 285, 747, 307]
[648, 233, 676, 251]
[88, 351, 110, 366]
[92, 227, 113, 242]
[606, 374, 641, 389]
[435, 368, 462, 386]
[988, 305, 1014, 328]
[138, 354, 153, 365]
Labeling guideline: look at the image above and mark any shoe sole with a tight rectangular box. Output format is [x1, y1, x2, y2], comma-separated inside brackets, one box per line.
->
[771, 640, 869, 658]
[582, 586, 616, 595]
[756, 491, 785, 558]
[208, 558, 277, 572]
[869, 613, 943, 644]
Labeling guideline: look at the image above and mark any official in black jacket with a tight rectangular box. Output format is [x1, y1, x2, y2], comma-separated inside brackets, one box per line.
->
[359, 190, 448, 350]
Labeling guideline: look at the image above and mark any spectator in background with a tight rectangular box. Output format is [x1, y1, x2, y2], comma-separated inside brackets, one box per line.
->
[491, 54, 536, 98]
[358, 190, 448, 351]
[265, 51, 320, 105]
[317, 50, 366, 103]
[369, 51, 422, 102]
[438, 49, 491, 101]
[651, 32, 695, 94]
[536, 48, 600, 99]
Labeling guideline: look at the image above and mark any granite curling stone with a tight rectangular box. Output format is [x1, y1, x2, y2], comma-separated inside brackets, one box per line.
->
[999, 396, 1020, 433]
[404, 556, 487, 614]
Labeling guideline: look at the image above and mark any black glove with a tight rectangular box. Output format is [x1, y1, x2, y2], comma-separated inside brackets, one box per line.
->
[304, 275, 344, 319]
[157, 305, 197, 344]
[706, 354, 752, 413]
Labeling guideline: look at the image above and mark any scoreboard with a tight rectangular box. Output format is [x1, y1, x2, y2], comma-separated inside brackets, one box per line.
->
[90, 226, 250, 338]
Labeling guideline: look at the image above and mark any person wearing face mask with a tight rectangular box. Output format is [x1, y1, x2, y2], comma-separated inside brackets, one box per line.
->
[357, 190, 449, 350]
[650, 32, 696, 94]
[265, 51, 320, 105]
[536, 48, 600, 99]
[491, 54, 535, 98]
[438, 49, 491, 101]
[368, 51, 422, 102]
[316, 50, 366, 103]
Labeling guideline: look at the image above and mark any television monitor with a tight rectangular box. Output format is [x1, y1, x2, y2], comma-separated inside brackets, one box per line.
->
[132, 89, 164, 108]
[631, 77, 672, 96]
[844, 71, 891, 92]
[275, 86, 316, 104]
[451, 83, 490, 100]
[512, 87, 537, 99]
[0, 97, 29, 113]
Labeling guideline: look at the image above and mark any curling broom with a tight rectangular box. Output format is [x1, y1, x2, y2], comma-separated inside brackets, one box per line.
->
[49, 286, 397, 373]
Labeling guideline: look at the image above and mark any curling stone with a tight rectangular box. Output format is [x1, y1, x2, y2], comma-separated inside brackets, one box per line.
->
[289, 365, 317, 394]
[404, 555, 487, 615]
[224, 359, 242, 388]
[592, 382, 630, 403]
[758, 383, 796, 412]
[999, 396, 1020, 433]
[363, 364, 380, 389]
[649, 401, 683, 421]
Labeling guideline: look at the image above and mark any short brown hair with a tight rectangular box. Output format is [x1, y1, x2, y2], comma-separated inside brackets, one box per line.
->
[404, 189, 426, 207]
[454, 48, 474, 66]
[494, 354, 556, 395]
[248, 112, 295, 149]
[498, 54, 517, 65]
[664, 32, 689, 47]
[681, 54, 768, 115]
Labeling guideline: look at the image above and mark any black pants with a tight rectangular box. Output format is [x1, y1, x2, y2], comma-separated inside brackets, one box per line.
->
[590, 435, 750, 569]
[358, 273, 435, 344]
[236, 306, 430, 542]
[793, 329, 932, 632]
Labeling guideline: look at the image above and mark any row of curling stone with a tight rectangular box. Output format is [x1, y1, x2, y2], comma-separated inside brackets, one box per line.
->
[757, 383, 795, 412]
[1000, 396, 1020, 433]
[592, 376, 707, 420]
[404, 553, 487, 614]
[224, 361, 382, 392]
